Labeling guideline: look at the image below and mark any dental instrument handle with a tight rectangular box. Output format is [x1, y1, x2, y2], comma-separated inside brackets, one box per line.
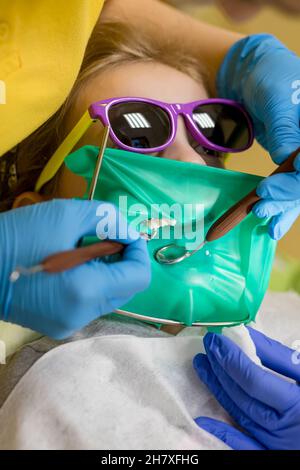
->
[35, 241, 123, 274]
[206, 147, 300, 243]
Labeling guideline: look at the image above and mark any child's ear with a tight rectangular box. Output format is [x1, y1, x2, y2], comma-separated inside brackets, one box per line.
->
[13, 191, 46, 209]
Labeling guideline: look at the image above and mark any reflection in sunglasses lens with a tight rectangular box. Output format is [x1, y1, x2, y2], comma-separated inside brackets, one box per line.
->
[192, 103, 250, 150]
[108, 101, 171, 149]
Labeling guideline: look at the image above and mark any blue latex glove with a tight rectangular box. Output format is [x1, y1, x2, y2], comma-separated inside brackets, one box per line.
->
[218, 34, 300, 239]
[253, 171, 300, 240]
[0, 199, 150, 339]
[193, 328, 300, 450]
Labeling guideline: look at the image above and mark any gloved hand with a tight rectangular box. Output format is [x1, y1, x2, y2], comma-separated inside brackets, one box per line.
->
[218, 34, 300, 239]
[253, 170, 300, 240]
[0, 199, 150, 339]
[193, 328, 300, 450]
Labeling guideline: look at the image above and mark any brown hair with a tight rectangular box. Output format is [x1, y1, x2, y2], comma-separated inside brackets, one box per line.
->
[0, 21, 208, 211]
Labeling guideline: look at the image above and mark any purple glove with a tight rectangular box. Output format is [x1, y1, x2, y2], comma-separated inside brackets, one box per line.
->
[193, 328, 300, 450]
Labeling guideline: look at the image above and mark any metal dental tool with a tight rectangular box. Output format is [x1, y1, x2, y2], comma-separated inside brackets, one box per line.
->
[155, 147, 299, 265]
[9, 240, 124, 282]
[88, 126, 110, 200]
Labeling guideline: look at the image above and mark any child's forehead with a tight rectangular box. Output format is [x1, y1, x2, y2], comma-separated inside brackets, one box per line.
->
[80, 61, 208, 110]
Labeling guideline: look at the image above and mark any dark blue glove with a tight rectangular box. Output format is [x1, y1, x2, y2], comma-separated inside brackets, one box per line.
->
[193, 328, 300, 450]
[0, 199, 150, 339]
[218, 34, 300, 239]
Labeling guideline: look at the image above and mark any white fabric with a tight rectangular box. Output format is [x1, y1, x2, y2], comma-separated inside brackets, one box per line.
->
[0, 335, 230, 450]
[222, 324, 261, 366]
[0, 291, 299, 450]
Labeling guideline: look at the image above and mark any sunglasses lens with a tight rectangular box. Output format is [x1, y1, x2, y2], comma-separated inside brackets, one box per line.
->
[192, 103, 251, 150]
[108, 101, 171, 150]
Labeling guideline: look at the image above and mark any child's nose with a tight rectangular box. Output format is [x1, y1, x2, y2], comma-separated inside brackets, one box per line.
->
[161, 142, 207, 165]
[160, 118, 207, 165]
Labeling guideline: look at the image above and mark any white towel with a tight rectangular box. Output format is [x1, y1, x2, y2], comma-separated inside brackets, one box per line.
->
[0, 335, 230, 450]
[0, 291, 299, 450]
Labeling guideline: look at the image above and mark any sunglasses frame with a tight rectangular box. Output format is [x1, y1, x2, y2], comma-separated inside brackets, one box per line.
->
[35, 97, 254, 192]
[89, 96, 254, 155]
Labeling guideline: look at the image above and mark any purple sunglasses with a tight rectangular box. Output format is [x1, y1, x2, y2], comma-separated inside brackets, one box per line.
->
[89, 97, 254, 154]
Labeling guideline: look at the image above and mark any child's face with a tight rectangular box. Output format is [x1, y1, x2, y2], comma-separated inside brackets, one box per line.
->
[54, 61, 223, 199]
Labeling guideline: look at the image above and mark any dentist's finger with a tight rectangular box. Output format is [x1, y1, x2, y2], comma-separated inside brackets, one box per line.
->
[265, 110, 300, 165]
[256, 172, 300, 201]
[193, 354, 263, 436]
[247, 327, 300, 382]
[203, 333, 300, 411]
[74, 199, 140, 243]
[195, 417, 264, 450]
[253, 199, 300, 218]
[268, 205, 300, 240]
[203, 345, 279, 428]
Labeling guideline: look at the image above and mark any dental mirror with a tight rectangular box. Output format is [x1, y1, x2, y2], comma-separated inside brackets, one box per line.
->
[155, 240, 206, 265]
